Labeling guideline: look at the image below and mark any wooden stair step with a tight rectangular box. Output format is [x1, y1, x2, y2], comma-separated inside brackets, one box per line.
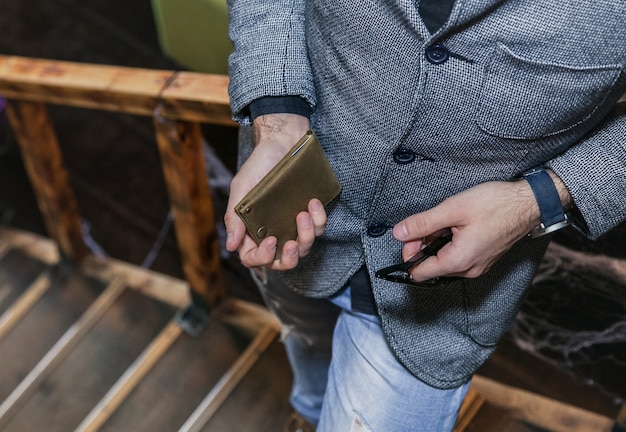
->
[461, 402, 547, 432]
[200, 336, 292, 432]
[0, 249, 48, 316]
[1, 283, 173, 431]
[2, 229, 621, 431]
[99, 312, 252, 431]
[0, 269, 106, 403]
[0, 229, 285, 432]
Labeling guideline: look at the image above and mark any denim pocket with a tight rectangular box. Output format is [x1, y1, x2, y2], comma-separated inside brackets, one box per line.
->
[476, 42, 621, 140]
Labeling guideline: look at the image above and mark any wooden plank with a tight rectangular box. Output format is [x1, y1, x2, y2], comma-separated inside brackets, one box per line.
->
[179, 324, 280, 432]
[0, 55, 234, 125]
[159, 72, 234, 126]
[454, 389, 486, 432]
[0, 228, 190, 308]
[0, 286, 9, 308]
[13, 288, 174, 430]
[5, 100, 88, 262]
[0, 278, 126, 428]
[5, 286, 175, 431]
[100, 313, 248, 431]
[0, 227, 60, 265]
[217, 298, 281, 338]
[153, 117, 224, 308]
[460, 402, 535, 432]
[0, 270, 105, 403]
[0, 270, 52, 342]
[0, 247, 49, 316]
[81, 254, 191, 308]
[470, 374, 616, 432]
[199, 336, 292, 432]
[0, 55, 171, 117]
[75, 320, 183, 432]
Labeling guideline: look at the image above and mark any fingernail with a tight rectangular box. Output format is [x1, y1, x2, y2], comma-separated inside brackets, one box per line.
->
[287, 246, 298, 257]
[302, 215, 312, 227]
[226, 232, 233, 246]
[267, 242, 277, 253]
[394, 223, 408, 240]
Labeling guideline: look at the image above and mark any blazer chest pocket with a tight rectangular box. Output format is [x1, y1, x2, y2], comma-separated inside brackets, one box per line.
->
[476, 42, 622, 140]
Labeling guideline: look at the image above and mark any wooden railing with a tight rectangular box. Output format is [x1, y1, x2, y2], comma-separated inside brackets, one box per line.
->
[0, 54, 235, 308]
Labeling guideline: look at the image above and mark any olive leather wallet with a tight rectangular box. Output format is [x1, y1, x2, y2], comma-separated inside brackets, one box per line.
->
[234, 130, 341, 257]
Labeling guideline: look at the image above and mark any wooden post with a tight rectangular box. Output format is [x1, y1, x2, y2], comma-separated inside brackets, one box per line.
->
[5, 100, 88, 262]
[153, 114, 224, 308]
[454, 389, 485, 431]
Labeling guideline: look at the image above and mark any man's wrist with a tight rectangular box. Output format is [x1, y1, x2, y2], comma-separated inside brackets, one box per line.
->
[523, 169, 572, 237]
[253, 113, 311, 151]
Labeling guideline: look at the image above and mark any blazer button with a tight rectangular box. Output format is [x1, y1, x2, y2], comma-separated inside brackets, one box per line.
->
[367, 223, 388, 237]
[393, 148, 416, 164]
[425, 44, 449, 64]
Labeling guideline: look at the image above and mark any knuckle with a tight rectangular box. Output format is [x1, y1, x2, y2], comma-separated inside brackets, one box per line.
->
[241, 250, 268, 268]
[464, 268, 483, 279]
[445, 255, 472, 275]
[223, 212, 236, 225]
[313, 212, 327, 225]
[240, 254, 257, 268]
[298, 234, 315, 247]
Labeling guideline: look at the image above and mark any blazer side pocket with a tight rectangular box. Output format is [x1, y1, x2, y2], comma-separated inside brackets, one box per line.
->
[476, 42, 622, 140]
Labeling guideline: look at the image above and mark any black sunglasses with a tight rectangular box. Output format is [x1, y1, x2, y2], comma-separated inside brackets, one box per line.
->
[374, 233, 453, 287]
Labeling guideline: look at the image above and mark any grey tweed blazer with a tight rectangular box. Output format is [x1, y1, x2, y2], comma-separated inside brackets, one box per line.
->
[228, 0, 626, 388]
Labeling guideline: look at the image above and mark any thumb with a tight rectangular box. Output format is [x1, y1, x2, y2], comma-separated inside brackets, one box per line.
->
[392, 205, 455, 242]
[224, 201, 247, 252]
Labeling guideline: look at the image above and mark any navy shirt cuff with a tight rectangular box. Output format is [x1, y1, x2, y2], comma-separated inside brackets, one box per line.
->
[249, 96, 311, 121]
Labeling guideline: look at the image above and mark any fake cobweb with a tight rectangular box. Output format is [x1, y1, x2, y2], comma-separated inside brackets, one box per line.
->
[511, 241, 626, 403]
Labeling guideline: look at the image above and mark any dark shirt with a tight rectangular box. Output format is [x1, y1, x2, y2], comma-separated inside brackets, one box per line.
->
[419, 0, 455, 34]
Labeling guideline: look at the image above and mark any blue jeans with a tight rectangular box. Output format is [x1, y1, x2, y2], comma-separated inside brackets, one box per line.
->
[251, 267, 470, 432]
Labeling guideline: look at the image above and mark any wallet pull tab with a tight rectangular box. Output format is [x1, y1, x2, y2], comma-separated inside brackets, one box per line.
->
[291, 130, 314, 156]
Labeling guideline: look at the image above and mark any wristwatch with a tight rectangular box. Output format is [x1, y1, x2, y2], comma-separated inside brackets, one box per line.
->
[523, 169, 571, 238]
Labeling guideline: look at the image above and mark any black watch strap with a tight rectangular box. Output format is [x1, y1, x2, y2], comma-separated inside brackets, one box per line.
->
[524, 170, 570, 238]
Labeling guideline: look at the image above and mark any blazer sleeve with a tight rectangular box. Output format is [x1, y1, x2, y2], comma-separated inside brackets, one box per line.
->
[227, 0, 315, 125]
[546, 101, 626, 239]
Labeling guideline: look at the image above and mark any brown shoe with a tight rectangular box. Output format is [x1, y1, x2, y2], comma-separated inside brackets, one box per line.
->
[284, 411, 316, 432]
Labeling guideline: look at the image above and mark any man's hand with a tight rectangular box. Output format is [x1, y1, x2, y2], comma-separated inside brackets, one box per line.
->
[392, 172, 572, 281]
[224, 113, 327, 270]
